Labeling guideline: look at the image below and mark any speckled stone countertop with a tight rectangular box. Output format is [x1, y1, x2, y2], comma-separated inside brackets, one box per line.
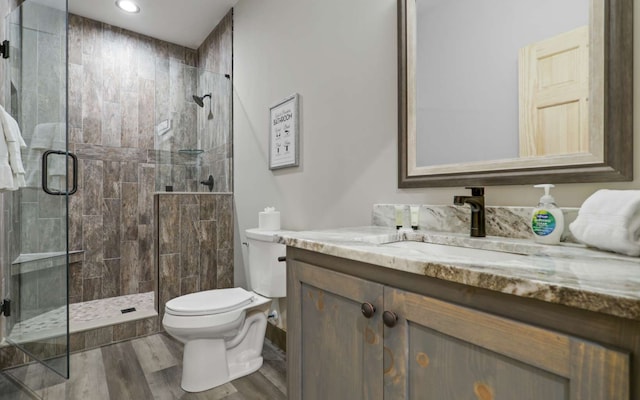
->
[277, 226, 640, 321]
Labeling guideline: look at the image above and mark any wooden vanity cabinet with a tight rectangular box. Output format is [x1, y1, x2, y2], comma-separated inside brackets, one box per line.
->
[287, 248, 633, 400]
[287, 259, 384, 400]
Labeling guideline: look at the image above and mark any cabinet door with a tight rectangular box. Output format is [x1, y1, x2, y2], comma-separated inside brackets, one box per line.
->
[288, 260, 384, 400]
[383, 287, 630, 400]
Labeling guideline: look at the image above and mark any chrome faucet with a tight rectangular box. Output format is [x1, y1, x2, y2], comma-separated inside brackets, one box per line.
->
[453, 187, 486, 237]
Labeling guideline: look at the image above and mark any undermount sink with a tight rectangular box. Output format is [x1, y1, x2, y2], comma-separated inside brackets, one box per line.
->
[382, 240, 529, 263]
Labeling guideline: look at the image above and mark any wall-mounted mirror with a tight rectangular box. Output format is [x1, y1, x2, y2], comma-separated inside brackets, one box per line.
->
[398, 0, 633, 188]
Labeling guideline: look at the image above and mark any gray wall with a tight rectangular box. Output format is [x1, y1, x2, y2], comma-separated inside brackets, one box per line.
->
[416, 0, 589, 166]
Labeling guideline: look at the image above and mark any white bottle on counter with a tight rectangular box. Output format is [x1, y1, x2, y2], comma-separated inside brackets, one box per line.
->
[531, 184, 564, 245]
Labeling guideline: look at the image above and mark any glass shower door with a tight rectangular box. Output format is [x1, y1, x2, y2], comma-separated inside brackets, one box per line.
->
[3, 0, 70, 378]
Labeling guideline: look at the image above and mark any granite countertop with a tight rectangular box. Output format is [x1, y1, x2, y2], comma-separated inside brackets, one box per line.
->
[278, 226, 640, 321]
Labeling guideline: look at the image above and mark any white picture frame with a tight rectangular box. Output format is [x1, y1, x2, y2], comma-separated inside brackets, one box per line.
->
[269, 93, 300, 170]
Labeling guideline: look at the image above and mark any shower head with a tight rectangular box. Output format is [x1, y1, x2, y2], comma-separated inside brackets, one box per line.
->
[192, 93, 211, 108]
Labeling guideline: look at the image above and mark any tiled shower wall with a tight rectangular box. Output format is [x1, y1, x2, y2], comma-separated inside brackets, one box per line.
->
[197, 11, 233, 193]
[154, 11, 233, 193]
[9, 1, 68, 325]
[66, 14, 197, 304]
[156, 193, 233, 319]
[66, 11, 233, 304]
[154, 62, 231, 193]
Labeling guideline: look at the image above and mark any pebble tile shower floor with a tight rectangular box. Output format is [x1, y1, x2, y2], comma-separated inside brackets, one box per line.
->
[7, 292, 156, 343]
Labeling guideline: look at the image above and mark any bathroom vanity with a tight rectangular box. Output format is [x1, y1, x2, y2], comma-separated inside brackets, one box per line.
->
[280, 227, 639, 399]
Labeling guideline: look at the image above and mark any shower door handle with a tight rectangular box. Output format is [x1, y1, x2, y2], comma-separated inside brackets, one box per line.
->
[42, 150, 78, 196]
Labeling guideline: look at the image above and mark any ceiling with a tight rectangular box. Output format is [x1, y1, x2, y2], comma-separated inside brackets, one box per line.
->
[68, 0, 239, 49]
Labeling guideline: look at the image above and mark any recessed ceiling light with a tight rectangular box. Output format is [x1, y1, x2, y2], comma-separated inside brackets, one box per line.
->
[115, 0, 140, 13]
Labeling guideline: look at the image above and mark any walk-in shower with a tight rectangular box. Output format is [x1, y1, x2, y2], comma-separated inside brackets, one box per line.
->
[0, 1, 234, 393]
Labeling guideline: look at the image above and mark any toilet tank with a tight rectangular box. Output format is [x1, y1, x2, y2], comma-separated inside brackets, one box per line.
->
[245, 228, 287, 298]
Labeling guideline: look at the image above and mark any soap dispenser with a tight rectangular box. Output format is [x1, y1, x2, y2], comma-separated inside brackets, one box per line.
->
[531, 184, 564, 245]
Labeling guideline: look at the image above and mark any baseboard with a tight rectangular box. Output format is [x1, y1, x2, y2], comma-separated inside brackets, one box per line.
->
[265, 322, 286, 352]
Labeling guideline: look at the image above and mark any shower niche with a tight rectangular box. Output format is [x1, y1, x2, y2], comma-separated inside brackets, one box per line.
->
[154, 61, 231, 193]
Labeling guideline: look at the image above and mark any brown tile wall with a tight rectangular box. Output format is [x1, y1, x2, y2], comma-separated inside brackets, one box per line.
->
[196, 10, 234, 193]
[67, 12, 235, 303]
[67, 14, 198, 304]
[156, 193, 234, 317]
[198, 10, 233, 76]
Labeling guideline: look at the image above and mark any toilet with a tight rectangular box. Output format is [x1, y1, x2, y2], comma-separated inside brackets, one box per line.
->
[162, 228, 286, 393]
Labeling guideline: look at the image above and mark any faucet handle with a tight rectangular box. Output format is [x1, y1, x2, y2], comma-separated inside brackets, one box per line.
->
[465, 186, 484, 196]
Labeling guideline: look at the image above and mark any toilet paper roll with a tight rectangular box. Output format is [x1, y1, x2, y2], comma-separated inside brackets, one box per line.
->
[259, 210, 281, 230]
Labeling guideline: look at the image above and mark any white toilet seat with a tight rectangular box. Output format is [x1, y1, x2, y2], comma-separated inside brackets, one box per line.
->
[165, 287, 254, 316]
[163, 289, 271, 331]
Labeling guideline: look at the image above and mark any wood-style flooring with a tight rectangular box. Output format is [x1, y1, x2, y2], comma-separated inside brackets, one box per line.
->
[0, 333, 286, 400]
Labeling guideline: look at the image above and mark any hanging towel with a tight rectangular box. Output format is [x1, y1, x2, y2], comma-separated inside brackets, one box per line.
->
[0, 105, 27, 191]
[0, 105, 27, 189]
[569, 189, 640, 256]
[25, 122, 66, 187]
[30, 122, 65, 150]
[0, 118, 14, 191]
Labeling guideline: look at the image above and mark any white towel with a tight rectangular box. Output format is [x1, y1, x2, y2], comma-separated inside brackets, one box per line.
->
[25, 122, 66, 187]
[1, 106, 26, 189]
[0, 105, 27, 191]
[0, 128, 14, 190]
[569, 189, 640, 256]
[31, 122, 65, 150]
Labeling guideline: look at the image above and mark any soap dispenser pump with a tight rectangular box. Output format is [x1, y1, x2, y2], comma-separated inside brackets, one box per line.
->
[531, 184, 564, 245]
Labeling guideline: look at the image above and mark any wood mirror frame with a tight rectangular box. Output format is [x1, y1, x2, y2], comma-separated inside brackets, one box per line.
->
[397, 0, 633, 188]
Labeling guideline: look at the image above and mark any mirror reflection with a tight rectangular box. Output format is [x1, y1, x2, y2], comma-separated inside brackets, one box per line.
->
[398, 0, 632, 187]
[415, 0, 589, 167]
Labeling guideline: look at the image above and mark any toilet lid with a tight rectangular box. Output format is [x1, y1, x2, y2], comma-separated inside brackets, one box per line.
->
[165, 287, 254, 316]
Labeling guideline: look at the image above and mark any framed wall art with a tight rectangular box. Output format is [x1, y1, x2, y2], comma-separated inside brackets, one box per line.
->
[269, 93, 300, 170]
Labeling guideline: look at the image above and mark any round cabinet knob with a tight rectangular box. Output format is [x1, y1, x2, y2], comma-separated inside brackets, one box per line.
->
[361, 302, 376, 319]
[383, 311, 398, 327]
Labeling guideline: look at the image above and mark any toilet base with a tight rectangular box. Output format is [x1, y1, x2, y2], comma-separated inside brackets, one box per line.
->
[228, 355, 264, 382]
[181, 338, 228, 392]
[181, 340, 265, 392]
[178, 311, 268, 393]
